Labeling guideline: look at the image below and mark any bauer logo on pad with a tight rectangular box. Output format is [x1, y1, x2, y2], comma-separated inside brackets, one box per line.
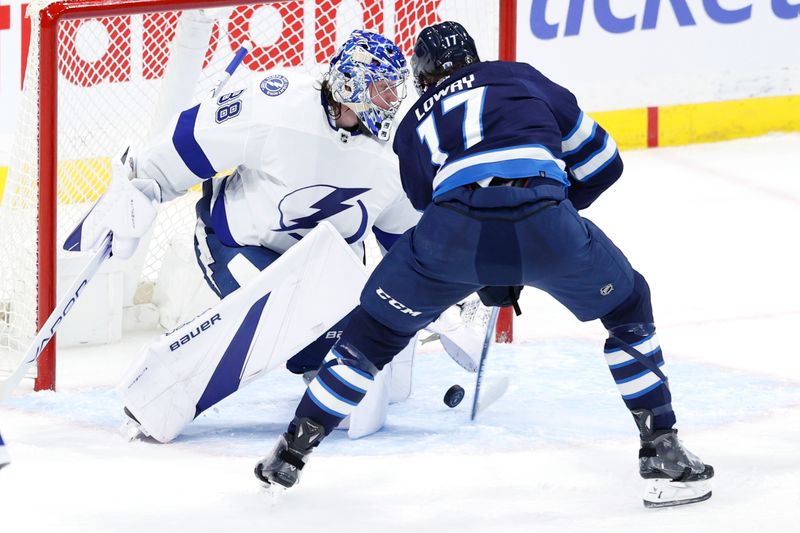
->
[260, 75, 289, 96]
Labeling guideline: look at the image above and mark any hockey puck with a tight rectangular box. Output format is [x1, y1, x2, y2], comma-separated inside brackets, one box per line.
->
[443, 385, 465, 408]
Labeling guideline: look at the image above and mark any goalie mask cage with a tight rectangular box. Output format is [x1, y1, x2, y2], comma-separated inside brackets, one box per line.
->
[0, 0, 517, 392]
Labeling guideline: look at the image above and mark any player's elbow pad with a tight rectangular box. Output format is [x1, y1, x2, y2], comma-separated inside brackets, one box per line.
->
[568, 156, 623, 210]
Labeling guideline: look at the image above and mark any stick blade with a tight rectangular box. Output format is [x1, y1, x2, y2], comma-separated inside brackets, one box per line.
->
[471, 376, 509, 420]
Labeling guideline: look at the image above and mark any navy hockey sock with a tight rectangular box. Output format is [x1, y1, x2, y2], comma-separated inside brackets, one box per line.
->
[291, 342, 378, 435]
[604, 325, 675, 430]
[288, 308, 415, 435]
[599, 272, 674, 429]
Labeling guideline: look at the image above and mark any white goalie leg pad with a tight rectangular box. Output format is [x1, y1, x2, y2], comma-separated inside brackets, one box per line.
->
[344, 335, 417, 439]
[345, 368, 390, 439]
[388, 334, 416, 404]
[643, 478, 712, 508]
[117, 222, 368, 443]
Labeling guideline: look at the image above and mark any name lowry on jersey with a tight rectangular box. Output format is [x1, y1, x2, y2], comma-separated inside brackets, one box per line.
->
[414, 74, 477, 121]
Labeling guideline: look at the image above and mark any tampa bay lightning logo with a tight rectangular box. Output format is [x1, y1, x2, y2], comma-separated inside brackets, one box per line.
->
[275, 185, 370, 243]
[260, 75, 289, 96]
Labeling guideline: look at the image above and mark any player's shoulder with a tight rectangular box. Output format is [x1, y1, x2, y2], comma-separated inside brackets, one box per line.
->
[473, 61, 556, 89]
[243, 68, 329, 129]
[490, 61, 576, 106]
[248, 68, 318, 103]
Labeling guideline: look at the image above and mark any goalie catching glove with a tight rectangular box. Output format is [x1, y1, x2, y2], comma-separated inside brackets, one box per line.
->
[64, 147, 160, 260]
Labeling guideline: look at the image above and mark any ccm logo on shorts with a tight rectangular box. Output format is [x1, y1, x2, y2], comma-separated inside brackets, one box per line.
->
[376, 287, 421, 316]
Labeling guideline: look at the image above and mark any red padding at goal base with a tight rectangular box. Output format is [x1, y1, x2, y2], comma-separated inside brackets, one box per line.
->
[495, 306, 513, 343]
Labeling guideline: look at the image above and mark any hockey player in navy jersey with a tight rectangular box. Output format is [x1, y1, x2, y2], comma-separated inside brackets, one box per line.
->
[256, 22, 713, 508]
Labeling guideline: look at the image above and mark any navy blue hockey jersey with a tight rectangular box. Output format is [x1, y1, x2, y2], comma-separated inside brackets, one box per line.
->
[393, 61, 623, 211]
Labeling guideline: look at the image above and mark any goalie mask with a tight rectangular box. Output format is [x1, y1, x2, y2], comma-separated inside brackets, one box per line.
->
[325, 30, 409, 141]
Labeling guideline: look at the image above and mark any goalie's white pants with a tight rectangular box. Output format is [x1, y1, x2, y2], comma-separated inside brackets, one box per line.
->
[117, 222, 412, 443]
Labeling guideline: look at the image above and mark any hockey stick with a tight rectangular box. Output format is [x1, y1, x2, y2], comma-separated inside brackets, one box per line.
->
[209, 43, 251, 98]
[0, 44, 253, 402]
[0, 233, 113, 401]
[0, 44, 253, 403]
[470, 306, 502, 420]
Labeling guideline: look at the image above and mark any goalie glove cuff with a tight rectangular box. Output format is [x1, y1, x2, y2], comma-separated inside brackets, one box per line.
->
[130, 177, 163, 204]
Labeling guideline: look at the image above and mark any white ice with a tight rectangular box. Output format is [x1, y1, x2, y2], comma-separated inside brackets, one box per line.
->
[1, 134, 799, 532]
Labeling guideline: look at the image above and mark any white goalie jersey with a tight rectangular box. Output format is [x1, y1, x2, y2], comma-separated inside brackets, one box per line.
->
[135, 68, 420, 257]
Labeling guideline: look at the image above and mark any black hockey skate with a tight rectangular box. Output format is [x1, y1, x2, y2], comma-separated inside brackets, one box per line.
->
[254, 417, 325, 489]
[633, 409, 714, 508]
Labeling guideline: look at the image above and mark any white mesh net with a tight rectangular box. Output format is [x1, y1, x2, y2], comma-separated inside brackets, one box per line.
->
[0, 0, 502, 377]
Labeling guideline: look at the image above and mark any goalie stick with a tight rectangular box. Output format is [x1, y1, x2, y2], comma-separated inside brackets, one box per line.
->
[0, 233, 112, 401]
[209, 42, 251, 98]
[0, 45, 252, 402]
[470, 306, 504, 420]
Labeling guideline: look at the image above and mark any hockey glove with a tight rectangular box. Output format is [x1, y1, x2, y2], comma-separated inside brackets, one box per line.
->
[63, 147, 159, 260]
[477, 285, 523, 315]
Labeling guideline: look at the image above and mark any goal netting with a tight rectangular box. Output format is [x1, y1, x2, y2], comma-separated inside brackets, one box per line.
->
[0, 0, 507, 389]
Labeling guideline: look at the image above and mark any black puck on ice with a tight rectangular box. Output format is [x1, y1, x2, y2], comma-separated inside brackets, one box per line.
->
[443, 384, 465, 408]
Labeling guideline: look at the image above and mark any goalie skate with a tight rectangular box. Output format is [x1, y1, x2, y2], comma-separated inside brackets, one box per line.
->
[426, 297, 493, 373]
[122, 407, 150, 441]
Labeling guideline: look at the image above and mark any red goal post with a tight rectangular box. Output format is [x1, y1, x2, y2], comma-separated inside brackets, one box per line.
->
[1, 0, 517, 392]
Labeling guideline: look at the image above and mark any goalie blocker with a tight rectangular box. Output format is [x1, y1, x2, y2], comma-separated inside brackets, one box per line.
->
[117, 222, 413, 443]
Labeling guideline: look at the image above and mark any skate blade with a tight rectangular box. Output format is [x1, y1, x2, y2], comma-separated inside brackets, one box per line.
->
[472, 376, 510, 419]
[123, 417, 144, 441]
[643, 478, 712, 508]
[259, 482, 287, 506]
[122, 415, 153, 442]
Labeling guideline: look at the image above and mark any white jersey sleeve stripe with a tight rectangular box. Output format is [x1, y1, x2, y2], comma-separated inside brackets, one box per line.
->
[561, 121, 598, 158]
[570, 135, 619, 182]
[561, 112, 596, 154]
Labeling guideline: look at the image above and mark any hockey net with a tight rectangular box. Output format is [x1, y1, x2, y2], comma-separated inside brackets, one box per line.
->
[0, 0, 513, 390]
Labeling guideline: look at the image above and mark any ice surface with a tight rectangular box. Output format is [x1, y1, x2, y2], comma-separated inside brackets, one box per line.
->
[1, 135, 799, 532]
